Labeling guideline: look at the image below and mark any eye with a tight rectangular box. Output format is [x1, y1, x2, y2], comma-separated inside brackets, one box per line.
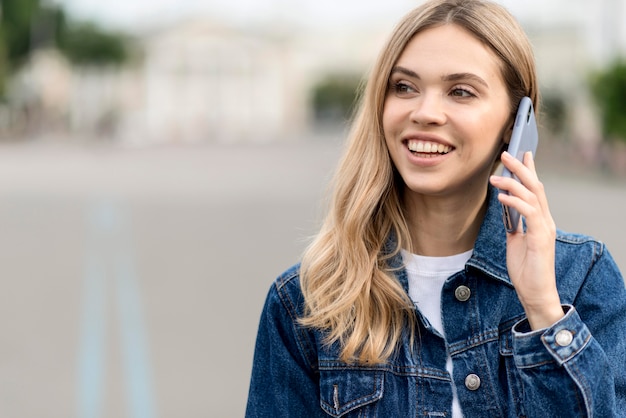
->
[450, 87, 476, 98]
[390, 81, 417, 96]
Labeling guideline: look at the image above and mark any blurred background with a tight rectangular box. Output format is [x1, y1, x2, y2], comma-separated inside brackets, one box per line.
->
[0, 0, 624, 417]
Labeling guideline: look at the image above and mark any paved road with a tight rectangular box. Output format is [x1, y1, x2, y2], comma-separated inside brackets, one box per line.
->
[0, 139, 622, 417]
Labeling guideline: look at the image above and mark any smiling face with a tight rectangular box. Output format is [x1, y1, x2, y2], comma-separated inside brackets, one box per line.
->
[383, 23, 513, 200]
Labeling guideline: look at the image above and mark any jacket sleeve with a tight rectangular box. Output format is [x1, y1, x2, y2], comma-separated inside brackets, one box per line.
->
[511, 245, 626, 417]
[245, 278, 325, 418]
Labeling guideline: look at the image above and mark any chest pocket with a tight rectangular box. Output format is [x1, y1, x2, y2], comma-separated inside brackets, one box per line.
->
[319, 368, 384, 417]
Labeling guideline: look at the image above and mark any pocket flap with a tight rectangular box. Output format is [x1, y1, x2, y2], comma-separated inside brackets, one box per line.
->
[319, 368, 384, 417]
[499, 329, 514, 356]
[499, 315, 526, 356]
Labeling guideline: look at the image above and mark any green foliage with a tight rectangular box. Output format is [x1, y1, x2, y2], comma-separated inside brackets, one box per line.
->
[312, 74, 362, 123]
[589, 60, 626, 143]
[0, 0, 66, 66]
[0, 31, 7, 98]
[541, 94, 567, 135]
[58, 22, 128, 66]
[0, 0, 130, 97]
[1, 0, 38, 65]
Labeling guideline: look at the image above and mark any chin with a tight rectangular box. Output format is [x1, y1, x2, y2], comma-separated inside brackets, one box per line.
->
[402, 181, 450, 197]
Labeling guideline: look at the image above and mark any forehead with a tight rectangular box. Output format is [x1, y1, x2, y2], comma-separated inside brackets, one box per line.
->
[395, 24, 504, 83]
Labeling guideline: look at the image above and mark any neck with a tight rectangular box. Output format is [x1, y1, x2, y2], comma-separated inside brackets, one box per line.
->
[403, 186, 488, 257]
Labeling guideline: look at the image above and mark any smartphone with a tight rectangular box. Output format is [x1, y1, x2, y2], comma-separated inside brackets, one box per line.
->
[500, 96, 538, 233]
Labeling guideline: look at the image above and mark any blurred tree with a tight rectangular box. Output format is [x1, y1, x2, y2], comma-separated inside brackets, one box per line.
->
[0, 0, 129, 97]
[312, 74, 362, 124]
[1, 0, 43, 64]
[0, 31, 7, 98]
[1, 0, 37, 96]
[58, 22, 128, 66]
[589, 60, 626, 143]
[541, 94, 567, 136]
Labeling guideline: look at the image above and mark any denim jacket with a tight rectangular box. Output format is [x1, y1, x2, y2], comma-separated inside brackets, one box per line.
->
[246, 187, 626, 417]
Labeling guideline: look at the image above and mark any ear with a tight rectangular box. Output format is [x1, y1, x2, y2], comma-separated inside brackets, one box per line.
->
[502, 119, 514, 145]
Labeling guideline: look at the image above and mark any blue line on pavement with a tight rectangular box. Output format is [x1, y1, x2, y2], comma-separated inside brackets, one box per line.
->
[77, 251, 106, 418]
[78, 199, 157, 418]
[115, 224, 157, 418]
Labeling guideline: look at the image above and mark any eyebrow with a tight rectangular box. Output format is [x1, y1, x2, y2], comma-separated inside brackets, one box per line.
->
[390, 66, 490, 88]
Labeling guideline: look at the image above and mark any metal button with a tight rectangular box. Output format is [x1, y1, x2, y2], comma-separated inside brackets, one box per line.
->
[454, 285, 471, 302]
[555, 330, 573, 347]
[465, 374, 481, 391]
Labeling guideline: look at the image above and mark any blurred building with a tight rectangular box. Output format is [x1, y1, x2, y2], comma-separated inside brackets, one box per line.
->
[515, 0, 626, 147]
[129, 18, 388, 144]
[4, 1, 626, 145]
[4, 17, 388, 144]
[4, 49, 73, 137]
[532, 0, 626, 65]
[131, 20, 296, 144]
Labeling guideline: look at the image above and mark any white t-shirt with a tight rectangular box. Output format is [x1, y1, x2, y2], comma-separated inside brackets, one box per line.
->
[402, 249, 473, 418]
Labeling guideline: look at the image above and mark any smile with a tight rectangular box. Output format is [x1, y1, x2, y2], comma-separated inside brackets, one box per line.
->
[406, 140, 452, 156]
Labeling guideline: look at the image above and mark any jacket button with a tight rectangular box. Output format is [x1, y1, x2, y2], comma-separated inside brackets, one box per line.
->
[465, 374, 481, 391]
[454, 285, 471, 302]
[555, 330, 573, 347]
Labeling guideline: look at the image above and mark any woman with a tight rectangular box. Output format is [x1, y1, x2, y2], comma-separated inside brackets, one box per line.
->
[246, 1, 626, 416]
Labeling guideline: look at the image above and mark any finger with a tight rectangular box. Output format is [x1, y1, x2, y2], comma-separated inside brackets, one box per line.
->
[494, 178, 556, 241]
[500, 152, 551, 213]
[496, 188, 536, 222]
[520, 152, 552, 214]
[523, 151, 535, 170]
[492, 174, 545, 229]
[491, 174, 536, 204]
[501, 151, 538, 186]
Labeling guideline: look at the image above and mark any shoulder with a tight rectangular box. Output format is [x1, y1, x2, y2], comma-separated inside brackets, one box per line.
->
[553, 229, 623, 302]
[264, 263, 306, 319]
[554, 229, 607, 265]
[253, 264, 321, 376]
[274, 263, 303, 292]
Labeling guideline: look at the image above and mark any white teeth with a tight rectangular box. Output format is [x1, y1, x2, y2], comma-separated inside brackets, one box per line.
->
[407, 140, 451, 154]
[407, 141, 420, 152]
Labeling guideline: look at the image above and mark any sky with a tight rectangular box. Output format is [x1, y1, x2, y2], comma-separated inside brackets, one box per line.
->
[47, 0, 626, 67]
[51, 0, 542, 33]
[53, 0, 413, 31]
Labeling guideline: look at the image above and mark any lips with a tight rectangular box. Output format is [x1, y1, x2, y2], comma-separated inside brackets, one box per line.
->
[406, 139, 453, 155]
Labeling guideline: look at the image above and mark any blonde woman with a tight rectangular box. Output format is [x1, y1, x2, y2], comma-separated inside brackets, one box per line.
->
[246, 1, 626, 416]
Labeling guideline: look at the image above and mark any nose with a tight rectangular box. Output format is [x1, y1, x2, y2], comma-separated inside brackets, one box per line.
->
[410, 92, 446, 126]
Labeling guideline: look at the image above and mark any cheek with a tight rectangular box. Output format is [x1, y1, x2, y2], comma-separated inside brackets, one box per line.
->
[488, 111, 513, 145]
[382, 98, 403, 133]
[468, 110, 510, 144]
[381, 104, 392, 137]
[477, 114, 512, 163]
[381, 116, 393, 152]
[381, 106, 400, 160]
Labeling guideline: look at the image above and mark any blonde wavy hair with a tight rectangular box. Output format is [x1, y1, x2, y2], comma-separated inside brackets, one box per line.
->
[299, 0, 539, 364]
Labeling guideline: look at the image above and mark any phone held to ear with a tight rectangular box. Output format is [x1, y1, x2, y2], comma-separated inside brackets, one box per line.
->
[499, 96, 539, 233]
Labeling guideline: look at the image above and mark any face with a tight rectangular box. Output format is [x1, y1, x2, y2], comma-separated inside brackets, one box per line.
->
[382, 24, 512, 199]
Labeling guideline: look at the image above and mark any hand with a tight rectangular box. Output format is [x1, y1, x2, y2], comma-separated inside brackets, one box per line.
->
[490, 151, 564, 330]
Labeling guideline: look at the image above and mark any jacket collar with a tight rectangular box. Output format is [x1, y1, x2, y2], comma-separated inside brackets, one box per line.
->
[388, 185, 513, 290]
[466, 185, 512, 287]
